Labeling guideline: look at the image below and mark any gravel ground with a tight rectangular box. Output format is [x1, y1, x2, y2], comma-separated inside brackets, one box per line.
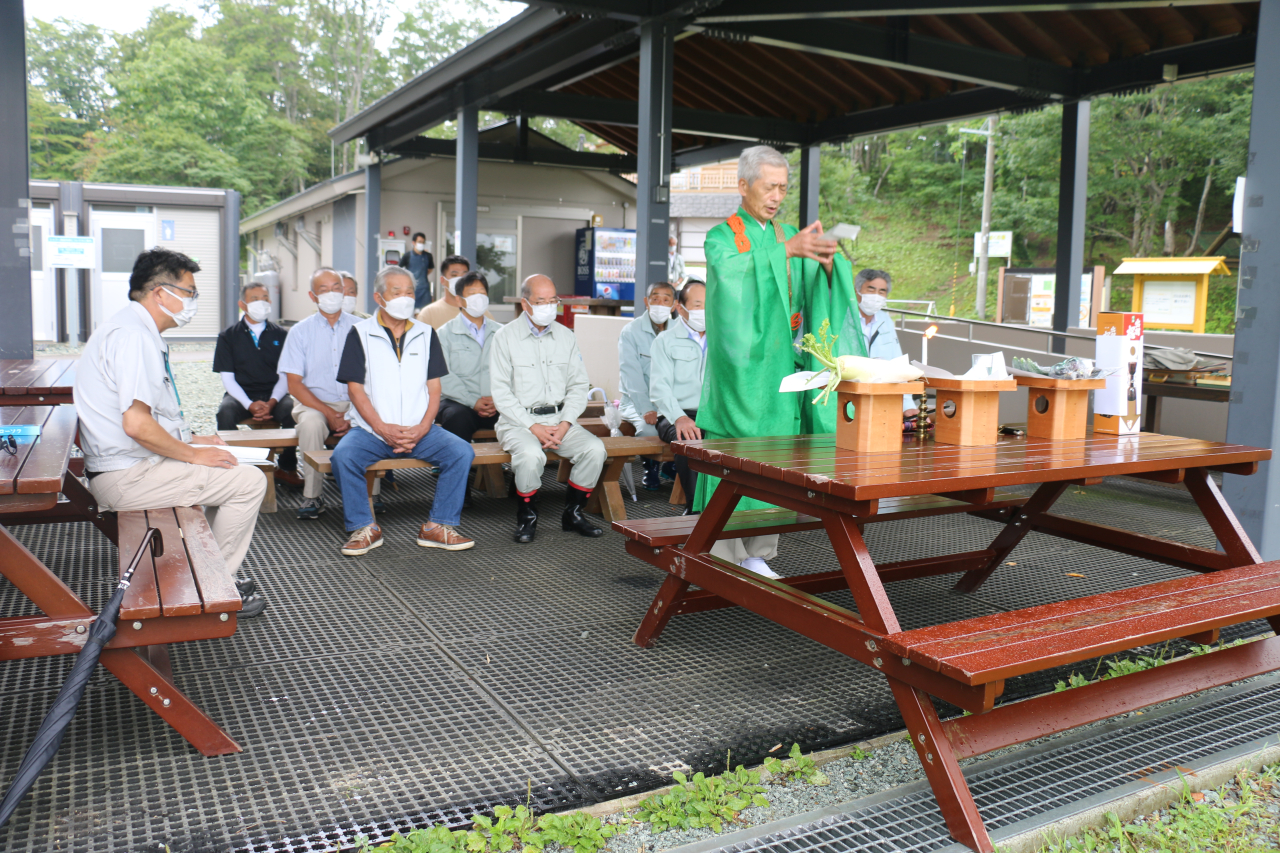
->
[169, 352, 223, 436]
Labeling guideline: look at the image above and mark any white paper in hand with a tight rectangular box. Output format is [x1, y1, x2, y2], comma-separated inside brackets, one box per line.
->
[223, 446, 272, 465]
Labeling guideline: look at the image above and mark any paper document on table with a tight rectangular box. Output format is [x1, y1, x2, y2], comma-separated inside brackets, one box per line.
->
[222, 446, 272, 465]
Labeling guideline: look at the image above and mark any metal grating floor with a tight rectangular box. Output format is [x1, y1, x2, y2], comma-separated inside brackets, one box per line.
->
[696, 675, 1280, 853]
[0, 468, 1269, 851]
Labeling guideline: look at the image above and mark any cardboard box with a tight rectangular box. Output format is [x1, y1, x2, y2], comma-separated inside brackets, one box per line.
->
[1093, 312, 1144, 435]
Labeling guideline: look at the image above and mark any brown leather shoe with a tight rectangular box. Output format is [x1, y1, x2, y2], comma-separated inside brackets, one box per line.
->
[341, 525, 383, 556]
[417, 523, 475, 551]
[274, 467, 304, 488]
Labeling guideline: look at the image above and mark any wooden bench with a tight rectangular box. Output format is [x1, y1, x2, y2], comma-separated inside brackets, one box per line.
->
[614, 492, 1027, 618]
[104, 508, 244, 756]
[218, 428, 300, 513]
[878, 560, 1280, 751]
[303, 435, 667, 522]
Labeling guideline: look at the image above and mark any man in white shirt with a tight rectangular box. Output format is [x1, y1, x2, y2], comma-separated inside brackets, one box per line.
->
[845, 268, 920, 420]
[213, 282, 301, 487]
[617, 281, 676, 490]
[340, 272, 371, 319]
[278, 267, 360, 520]
[74, 247, 268, 617]
[650, 280, 707, 513]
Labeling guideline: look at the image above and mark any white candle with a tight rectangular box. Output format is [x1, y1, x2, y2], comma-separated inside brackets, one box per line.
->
[921, 332, 928, 367]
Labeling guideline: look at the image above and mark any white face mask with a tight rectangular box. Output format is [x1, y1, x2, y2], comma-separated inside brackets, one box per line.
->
[342, 296, 358, 314]
[464, 293, 490, 318]
[528, 302, 558, 327]
[442, 276, 460, 297]
[160, 287, 199, 327]
[648, 304, 672, 325]
[415, 242, 426, 251]
[381, 295, 417, 321]
[245, 300, 271, 323]
[859, 293, 888, 315]
[316, 291, 344, 315]
[685, 309, 706, 333]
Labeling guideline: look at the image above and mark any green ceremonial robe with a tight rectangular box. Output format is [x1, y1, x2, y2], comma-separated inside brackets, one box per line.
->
[693, 206, 863, 511]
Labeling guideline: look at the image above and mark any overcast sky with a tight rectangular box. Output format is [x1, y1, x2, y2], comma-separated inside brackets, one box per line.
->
[26, 1, 525, 48]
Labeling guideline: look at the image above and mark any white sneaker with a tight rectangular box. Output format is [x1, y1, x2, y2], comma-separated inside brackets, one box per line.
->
[741, 557, 780, 579]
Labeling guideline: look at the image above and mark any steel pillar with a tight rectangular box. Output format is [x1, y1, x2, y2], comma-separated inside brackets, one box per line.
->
[456, 103, 479, 264]
[0, 0, 32, 358]
[221, 190, 241, 329]
[636, 19, 674, 311]
[798, 144, 821, 229]
[364, 160, 381, 315]
[1224, 0, 1280, 560]
[1053, 99, 1089, 352]
[57, 182, 85, 342]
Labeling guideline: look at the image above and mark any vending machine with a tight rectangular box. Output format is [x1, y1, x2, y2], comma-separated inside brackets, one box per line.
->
[574, 227, 637, 301]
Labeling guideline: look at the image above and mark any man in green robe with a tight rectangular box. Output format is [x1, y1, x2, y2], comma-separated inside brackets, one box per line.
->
[694, 145, 864, 577]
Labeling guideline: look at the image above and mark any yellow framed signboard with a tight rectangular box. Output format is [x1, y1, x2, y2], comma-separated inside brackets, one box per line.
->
[1115, 256, 1230, 334]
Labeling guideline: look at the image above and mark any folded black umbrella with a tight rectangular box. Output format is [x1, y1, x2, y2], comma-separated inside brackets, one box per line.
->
[0, 527, 162, 829]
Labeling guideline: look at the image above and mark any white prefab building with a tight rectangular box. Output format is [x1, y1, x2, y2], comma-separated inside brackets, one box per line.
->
[240, 122, 638, 323]
[28, 180, 241, 342]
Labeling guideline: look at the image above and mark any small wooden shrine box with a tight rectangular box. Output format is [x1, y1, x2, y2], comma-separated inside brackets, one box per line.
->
[927, 377, 1016, 446]
[836, 380, 925, 453]
[1016, 375, 1106, 440]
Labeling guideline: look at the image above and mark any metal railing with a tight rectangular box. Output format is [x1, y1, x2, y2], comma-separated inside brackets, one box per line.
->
[884, 307, 1233, 363]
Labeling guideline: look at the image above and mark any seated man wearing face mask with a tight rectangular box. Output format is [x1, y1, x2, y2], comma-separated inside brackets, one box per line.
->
[340, 271, 371, 319]
[416, 255, 482, 329]
[331, 266, 476, 556]
[436, 271, 504, 443]
[844, 269, 919, 420]
[617, 281, 677, 491]
[491, 274, 606, 544]
[278, 267, 362, 520]
[74, 248, 268, 617]
[213, 282, 300, 486]
[650, 280, 707, 514]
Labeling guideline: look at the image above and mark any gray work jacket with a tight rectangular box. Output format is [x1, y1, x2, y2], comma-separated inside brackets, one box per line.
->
[439, 313, 504, 407]
[491, 315, 591, 430]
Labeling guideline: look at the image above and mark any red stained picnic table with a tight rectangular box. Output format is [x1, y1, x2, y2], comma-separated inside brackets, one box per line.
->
[0, 405, 242, 755]
[615, 432, 1275, 852]
[0, 358, 76, 406]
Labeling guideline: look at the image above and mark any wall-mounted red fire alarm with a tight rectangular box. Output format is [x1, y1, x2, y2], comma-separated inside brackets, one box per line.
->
[387, 230, 394, 237]
[403, 226, 411, 236]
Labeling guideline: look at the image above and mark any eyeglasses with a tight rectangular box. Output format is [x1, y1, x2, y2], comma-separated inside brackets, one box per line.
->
[164, 282, 200, 300]
[1, 435, 16, 456]
[525, 297, 561, 307]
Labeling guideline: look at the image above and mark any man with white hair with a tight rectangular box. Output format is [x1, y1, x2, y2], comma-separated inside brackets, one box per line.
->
[694, 144, 862, 578]
[847, 268, 920, 420]
[330, 266, 476, 556]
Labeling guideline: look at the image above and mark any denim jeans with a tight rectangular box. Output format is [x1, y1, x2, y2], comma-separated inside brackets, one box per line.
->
[332, 425, 475, 532]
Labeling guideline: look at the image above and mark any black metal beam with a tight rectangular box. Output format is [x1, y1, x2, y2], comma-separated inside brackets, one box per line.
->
[0, 0, 32, 358]
[811, 87, 1050, 143]
[700, 18, 1076, 94]
[369, 17, 635, 150]
[495, 89, 811, 143]
[1081, 34, 1256, 97]
[674, 139, 781, 168]
[696, 0, 1245, 22]
[388, 137, 638, 171]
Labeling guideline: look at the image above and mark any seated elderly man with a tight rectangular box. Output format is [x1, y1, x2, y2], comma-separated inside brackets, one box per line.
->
[213, 281, 301, 487]
[650, 280, 707, 514]
[491, 274, 606, 543]
[330, 266, 476, 556]
[340, 271, 371, 319]
[618, 281, 677, 491]
[415, 255, 472, 328]
[845, 268, 919, 420]
[278, 267, 367, 520]
[436, 271, 503, 443]
[74, 247, 268, 617]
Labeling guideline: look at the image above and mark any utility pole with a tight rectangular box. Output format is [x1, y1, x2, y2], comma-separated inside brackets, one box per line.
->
[975, 116, 998, 320]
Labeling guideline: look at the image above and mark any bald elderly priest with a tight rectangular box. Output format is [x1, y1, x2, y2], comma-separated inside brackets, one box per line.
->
[694, 145, 863, 578]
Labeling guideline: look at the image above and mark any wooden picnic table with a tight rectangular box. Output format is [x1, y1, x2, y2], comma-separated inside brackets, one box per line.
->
[0, 405, 242, 755]
[616, 431, 1275, 852]
[0, 358, 77, 406]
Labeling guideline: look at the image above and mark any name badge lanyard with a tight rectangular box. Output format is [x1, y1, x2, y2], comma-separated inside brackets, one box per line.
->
[163, 350, 193, 443]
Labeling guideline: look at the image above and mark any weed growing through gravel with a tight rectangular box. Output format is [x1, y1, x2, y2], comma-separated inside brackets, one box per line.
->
[634, 765, 770, 834]
[1030, 764, 1280, 852]
[763, 743, 830, 786]
[1053, 639, 1252, 694]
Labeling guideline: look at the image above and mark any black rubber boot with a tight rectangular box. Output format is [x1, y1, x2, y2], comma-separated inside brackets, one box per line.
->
[641, 458, 661, 491]
[561, 488, 604, 537]
[514, 492, 538, 544]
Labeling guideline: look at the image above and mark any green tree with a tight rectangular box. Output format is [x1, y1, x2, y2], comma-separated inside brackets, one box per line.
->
[25, 17, 116, 129]
[28, 85, 90, 180]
